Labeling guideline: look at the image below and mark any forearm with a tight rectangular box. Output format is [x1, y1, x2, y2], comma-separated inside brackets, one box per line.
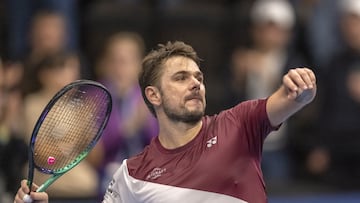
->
[266, 85, 306, 126]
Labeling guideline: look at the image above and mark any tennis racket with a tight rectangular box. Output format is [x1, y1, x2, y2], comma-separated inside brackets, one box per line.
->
[24, 80, 112, 201]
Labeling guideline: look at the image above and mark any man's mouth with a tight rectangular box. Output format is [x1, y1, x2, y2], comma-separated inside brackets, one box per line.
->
[185, 94, 203, 102]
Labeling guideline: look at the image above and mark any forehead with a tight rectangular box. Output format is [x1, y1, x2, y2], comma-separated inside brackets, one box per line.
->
[162, 56, 200, 75]
[109, 38, 138, 53]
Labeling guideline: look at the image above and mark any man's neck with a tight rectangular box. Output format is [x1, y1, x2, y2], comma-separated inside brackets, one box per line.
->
[157, 118, 203, 150]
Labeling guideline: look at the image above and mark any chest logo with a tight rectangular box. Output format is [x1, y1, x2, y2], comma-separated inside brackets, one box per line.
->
[206, 136, 217, 148]
[146, 167, 167, 180]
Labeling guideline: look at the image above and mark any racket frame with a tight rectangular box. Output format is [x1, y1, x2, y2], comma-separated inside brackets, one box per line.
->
[27, 80, 112, 192]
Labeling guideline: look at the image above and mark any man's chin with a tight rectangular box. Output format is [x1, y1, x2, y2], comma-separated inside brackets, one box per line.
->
[166, 110, 204, 124]
[183, 110, 204, 123]
[186, 102, 205, 112]
[182, 114, 203, 124]
[186, 105, 204, 115]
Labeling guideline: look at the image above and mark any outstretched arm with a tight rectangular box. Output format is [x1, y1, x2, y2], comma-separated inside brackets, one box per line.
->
[266, 67, 317, 127]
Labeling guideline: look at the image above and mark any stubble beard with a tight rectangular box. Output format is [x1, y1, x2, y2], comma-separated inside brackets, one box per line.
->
[162, 98, 205, 125]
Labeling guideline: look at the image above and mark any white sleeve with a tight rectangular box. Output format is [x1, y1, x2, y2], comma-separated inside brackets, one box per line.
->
[101, 160, 248, 203]
[102, 160, 137, 203]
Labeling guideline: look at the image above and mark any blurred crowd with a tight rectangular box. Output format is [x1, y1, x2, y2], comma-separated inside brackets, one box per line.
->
[1, 0, 360, 202]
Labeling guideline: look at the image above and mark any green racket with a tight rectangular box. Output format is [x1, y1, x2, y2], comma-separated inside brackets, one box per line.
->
[23, 80, 112, 202]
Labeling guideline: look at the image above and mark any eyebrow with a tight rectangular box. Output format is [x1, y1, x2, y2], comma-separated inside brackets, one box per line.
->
[172, 70, 203, 77]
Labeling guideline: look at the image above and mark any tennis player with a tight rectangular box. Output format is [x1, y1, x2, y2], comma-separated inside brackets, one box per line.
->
[15, 41, 316, 203]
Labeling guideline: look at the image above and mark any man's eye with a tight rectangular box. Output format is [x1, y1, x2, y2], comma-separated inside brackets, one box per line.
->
[176, 75, 186, 81]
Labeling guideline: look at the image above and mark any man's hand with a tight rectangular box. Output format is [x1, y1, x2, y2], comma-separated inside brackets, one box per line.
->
[267, 67, 317, 126]
[14, 180, 48, 203]
[282, 67, 316, 104]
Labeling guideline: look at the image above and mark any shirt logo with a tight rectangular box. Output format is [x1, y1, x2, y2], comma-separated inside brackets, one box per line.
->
[206, 136, 217, 148]
[146, 167, 167, 180]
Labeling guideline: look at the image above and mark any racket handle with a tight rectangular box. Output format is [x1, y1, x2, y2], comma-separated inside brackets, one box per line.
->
[23, 194, 33, 203]
[36, 184, 47, 192]
[36, 173, 63, 192]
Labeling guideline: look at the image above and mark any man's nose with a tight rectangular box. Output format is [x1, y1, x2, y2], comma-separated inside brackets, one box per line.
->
[190, 76, 201, 90]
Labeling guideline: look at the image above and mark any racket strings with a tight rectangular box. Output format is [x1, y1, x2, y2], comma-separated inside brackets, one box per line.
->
[33, 86, 109, 171]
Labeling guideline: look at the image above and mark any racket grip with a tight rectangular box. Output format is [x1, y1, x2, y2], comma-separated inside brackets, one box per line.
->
[23, 194, 33, 203]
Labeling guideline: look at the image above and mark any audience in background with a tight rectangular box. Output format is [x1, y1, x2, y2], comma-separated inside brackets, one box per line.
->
[5, 0, 79, 60]
[291, 0, 342, 68]
[0, 58, 27, 202]
[305, 0, 360, 189]
[88, 32, 158, 198]
[21, 10, 68, 96]
[21, 10, 91, 96]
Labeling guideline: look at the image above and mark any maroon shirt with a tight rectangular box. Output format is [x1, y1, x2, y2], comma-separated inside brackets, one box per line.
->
[103, 99, 276, 203]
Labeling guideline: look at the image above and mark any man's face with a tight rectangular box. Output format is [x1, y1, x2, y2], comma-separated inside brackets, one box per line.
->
[158, 56, 206, 124]
[104, 39, 141, 94]
[31, 15, 66, 52]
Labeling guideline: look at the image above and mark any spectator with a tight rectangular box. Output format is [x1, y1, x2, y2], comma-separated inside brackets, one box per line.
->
[307, 0, 360, 189]
[22, 10, 68, 96]
[0, 58, 27, 202]
[291, 0, 342, 68]
[6, 0, 79, 60]
[22, 10, 91, 96]
[88, 32, 158, 198]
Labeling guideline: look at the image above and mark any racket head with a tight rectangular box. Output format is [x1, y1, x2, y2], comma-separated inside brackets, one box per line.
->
[27, 80, 112, 178]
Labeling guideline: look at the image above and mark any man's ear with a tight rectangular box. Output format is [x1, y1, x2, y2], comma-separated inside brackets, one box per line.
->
[145, 86, 161, 106]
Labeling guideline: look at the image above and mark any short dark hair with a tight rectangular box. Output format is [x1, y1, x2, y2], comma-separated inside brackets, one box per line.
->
[24, 51, 78, 95]
[31, 9, 64, 25]
[36, 51, 76, 73]
[139, 41, 201, 116]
